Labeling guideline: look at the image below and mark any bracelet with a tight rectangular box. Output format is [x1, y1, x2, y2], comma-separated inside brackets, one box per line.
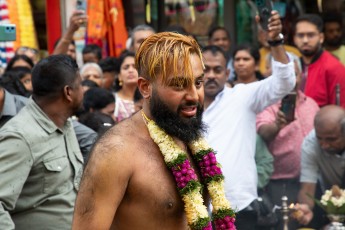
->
[268, 33, 284, 47]
[268, 39, 284, 47]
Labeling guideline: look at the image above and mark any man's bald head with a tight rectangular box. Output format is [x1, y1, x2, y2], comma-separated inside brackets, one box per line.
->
[314, 105, 345, 132]
[314, 105, 345, 155]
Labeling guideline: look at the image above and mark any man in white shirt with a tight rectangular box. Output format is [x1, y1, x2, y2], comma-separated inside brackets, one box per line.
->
[202, 11, 295, 229]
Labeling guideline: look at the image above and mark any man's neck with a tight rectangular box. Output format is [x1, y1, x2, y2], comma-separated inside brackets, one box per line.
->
[302, 56, 315, 65]
[237, 79, 257, 84]
[34, 98, 70, 129]
[235, 75, 257, 85]
[204, 96, 215, 111]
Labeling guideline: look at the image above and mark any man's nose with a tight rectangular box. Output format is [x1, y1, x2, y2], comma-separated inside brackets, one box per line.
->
[205, 68, 216, 79]
[302, 36, 310, 43]
[238, 59, 245, 65]
[205, 71, 215, 79]
[185, 84, 198, 102]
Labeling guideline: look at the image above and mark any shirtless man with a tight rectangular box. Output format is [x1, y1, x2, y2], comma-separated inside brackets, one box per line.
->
[73, 32, 216, 229]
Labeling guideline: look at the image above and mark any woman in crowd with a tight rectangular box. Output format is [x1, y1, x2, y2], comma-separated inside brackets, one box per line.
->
[0, 66, 32, 97]
[232, 44, 264, 86]
[114, 51, 139, 122]
[5, 54, 34, 71]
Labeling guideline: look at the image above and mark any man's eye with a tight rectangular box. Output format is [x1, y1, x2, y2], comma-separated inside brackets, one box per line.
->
[195, 79, 204, 88]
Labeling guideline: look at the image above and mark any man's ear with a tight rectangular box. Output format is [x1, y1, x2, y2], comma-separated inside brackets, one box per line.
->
[225, 68, 230, 80]
[319, 32, 324, 44]
[64, 85, 73, 102]
[138, 77, 151, 99]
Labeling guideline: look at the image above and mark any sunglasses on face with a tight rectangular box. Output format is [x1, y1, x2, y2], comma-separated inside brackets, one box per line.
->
[17, 46, 39, 55]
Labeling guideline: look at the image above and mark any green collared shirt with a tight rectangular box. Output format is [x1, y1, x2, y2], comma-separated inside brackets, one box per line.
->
[0, 98, 83, 229]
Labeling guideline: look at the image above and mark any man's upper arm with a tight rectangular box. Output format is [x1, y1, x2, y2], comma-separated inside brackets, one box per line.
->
[0, 131, 32, 228]
[300, 131, 319, 184]
[73, 134, 132, 230]
[250, 60, 296, 113]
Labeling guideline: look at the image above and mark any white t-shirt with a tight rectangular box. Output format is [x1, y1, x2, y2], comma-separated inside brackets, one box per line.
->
[203, 59, 295, 211]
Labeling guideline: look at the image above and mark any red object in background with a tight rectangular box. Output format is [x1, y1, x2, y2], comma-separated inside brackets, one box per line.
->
[46, 0, 62, 54]
[87, 0, 127, 57]
[106, 0, 128, 57]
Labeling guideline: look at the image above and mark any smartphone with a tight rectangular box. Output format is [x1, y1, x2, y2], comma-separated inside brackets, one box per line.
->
[76, 0, 86, 11]
[76, 0, 87, 26]
[0, 24, 16, 41]
[280, 92, 296, 123]
[255, 0, 273, 31]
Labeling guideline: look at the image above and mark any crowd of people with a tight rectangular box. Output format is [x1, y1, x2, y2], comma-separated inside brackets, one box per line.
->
[0, 6, 345, 230]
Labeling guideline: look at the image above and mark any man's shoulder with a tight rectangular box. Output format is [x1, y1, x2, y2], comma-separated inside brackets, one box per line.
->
[87, 115, 155, 177]
[304, 95, 320, 108]
[302, 130, 319, 151]
[334, 45, 345, 53]
[319, 51, 345, 69]
[92, 115, 150, 155]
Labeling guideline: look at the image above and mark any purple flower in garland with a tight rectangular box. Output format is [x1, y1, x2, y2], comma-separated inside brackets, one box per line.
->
[172, 160, 198, 188]
[202, 222, 213, 230]
[199, 152, 223, 178]
[214, 216, 236, 230]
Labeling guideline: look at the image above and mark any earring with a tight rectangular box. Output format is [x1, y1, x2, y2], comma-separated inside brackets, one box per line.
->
[119, 79, 123, 86]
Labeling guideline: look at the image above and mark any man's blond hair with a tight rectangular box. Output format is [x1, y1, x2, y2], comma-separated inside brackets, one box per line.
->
[135, 32, 203, 87]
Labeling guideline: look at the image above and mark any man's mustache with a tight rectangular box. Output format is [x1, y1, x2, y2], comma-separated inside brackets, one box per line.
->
[205, 79, 218, 87]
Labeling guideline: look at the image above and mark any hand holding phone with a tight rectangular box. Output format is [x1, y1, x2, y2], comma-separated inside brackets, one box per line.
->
[255, 0, 273, 31]
[280, 92, 296, 123]
[75, 0, 87, 27]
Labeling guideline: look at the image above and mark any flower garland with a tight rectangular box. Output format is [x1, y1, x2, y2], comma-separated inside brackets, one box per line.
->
[142, 111, 236, 230]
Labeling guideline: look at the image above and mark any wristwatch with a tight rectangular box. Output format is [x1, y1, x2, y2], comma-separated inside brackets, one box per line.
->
[268, 33, 284, 47]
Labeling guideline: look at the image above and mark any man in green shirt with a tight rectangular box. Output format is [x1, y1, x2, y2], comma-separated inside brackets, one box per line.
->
[0, 55, 84, 229]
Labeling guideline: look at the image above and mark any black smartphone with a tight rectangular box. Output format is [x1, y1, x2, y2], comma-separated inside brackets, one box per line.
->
[255, 0, 273, 31]
[280, 92, 296, 123]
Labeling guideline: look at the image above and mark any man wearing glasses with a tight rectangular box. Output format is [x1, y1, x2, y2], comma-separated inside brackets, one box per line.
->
[294, 14, 345, 108]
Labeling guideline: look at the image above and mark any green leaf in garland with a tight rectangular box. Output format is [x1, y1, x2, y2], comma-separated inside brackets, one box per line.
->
[190, 217, 211, 230]
[204, 174, 225, 184]
[166, 153, 187, 168]
[212, 208, 236, 220]
[194, 149, 215, 161]
[179, 180, 202, 195]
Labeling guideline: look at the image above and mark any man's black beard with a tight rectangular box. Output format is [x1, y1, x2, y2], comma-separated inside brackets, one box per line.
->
[300, 43, 322, 57]
[301, 47, 319, 57]
[150, 90, 206, 145]
[325, 38, 343, 48]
